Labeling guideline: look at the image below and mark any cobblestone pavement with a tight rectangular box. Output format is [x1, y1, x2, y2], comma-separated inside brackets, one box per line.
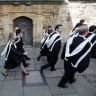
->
[0, 45, 96, 96]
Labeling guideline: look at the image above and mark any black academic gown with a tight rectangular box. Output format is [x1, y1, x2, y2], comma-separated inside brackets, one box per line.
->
[4, 42, 23, 69]
[15, 36, 29, 66]
[58, 36, 91, 87]
[86, 32, 96, 58]
[47, 32, 61, 69]
[42, 31, 61, 70]
[40, 29, 51, 56]
[40, 35, 49, 56]
[15, 36, 24, 53]
[68, 36, 91, 73]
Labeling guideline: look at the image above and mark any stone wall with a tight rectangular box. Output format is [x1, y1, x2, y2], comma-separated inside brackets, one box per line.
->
[0, 1, 96, 46]
[0, 3, 72, 46]
[68, 1, 96, 28]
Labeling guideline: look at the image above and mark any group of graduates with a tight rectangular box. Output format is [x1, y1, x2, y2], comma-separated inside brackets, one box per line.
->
[0, 28, 31, 76]
[38, 19, 96, 88]
[0, 19, 96, 88]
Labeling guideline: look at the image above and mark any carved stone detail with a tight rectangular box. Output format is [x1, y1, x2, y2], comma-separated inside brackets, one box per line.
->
[43, 17, 51, 29]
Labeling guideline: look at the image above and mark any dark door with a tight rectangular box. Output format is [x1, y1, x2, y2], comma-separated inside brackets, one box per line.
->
[13, 16, 33, 45]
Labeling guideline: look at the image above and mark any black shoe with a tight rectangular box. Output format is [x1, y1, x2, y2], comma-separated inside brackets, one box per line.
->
[69, 78, 76, 84]
[26, 57, 31, 61]
[2, 72, 8, 76]
[50, 68, 57, 71]
[58, 84, 68, 88]
[40, 66, 44, 73]
[37, 57, 40, 61]
[24, 63, 30, 67]
[22, 71, 29, 75]
[25, 57, 31, 61]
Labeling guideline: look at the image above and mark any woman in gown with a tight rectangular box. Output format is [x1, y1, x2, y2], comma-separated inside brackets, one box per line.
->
[1, 32, 29, 76]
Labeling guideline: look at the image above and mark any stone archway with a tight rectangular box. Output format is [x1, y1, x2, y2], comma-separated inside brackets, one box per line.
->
[13, 16, 33, 45]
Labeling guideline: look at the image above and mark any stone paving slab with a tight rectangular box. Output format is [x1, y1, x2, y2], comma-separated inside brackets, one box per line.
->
[86, 67, 96, 74]
[0, 81, 3, 89]
[26, 71, 43, 84]
[8, 72, 16, 76]
[24, 86, 52, 96]
[35, 64, 45, 70]
[28, 59, 35, 65]
[26, 64, 36, 71]
[56, 94, 79, 96]
[0, 46, 96, 96]
[14, 72, 22, 80]
[82, 74, 96, 88]
[46, 77, 77, 96]
[34, 58, 44, 65]
[82, 68, 96, 75]
[0, 80, 23, 96]
[56, 61, 64, 69]
[0, 73, 6, 81]
[44, 69, 63, 78]
[35, 64, 58, 71]
[72, 76, 96, 96]
[5, 76, 14, 80]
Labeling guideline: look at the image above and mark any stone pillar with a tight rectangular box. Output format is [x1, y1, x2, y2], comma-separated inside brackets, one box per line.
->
[1, 13, 10, 43]
[0, 28, 4, 45]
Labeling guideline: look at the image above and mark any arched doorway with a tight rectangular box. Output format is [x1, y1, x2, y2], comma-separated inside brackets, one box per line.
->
[13, 16, 33, 45]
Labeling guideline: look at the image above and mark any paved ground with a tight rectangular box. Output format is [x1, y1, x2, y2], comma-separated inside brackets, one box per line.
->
[0, 45, 96, 96]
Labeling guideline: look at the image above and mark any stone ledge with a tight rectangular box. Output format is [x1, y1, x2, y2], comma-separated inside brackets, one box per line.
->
[0, 0, 64, 4]
[69, 0, 96, 3]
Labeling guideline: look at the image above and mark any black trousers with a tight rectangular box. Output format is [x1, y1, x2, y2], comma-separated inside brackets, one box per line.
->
[91, 45, 96, 58]
[42, 53, 58, 70]
[58, 60, 77, 86]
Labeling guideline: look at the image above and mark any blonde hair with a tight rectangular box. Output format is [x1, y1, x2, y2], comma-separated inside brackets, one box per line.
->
[8, 32, 14, 41]
[78, 25, 89, 35]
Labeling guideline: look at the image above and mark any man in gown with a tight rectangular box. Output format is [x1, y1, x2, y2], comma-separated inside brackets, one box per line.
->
[37, 26, 53, 61]
[86, 25, 96, 58]
[40, 24, 62, 72]
[58, 25, 92, 88]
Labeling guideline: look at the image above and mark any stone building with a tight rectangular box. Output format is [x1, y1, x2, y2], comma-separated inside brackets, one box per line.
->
[0, 0, 96, 46]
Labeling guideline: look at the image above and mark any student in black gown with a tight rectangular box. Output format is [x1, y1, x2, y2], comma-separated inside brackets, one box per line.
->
[58, 25, 92, 88]
[15, 29, 30, 67]
[86, 25, 96, 58]
[37, 26, 53, 61]
[1, 32, 29, 76]
[69, 19, 86, 37]
[40, 24, 62, 72]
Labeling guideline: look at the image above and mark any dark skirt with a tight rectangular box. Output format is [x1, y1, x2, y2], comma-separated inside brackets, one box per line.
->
[4, 47, 24, 69]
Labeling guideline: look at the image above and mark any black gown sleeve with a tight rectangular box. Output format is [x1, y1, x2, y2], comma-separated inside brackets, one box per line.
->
[61, 42, 66, 60]
[11, 44, 22, 56]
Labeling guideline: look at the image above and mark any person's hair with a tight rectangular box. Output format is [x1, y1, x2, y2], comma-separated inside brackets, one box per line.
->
[47, 25, 52, 28]
[78, 25, 89, 35]
[79, 19, 85, 24]
[16, 29, 22, 36]
[89, 25, 96, 32]
[8, 32, 14, 41]
[55, 24, 62, 31]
